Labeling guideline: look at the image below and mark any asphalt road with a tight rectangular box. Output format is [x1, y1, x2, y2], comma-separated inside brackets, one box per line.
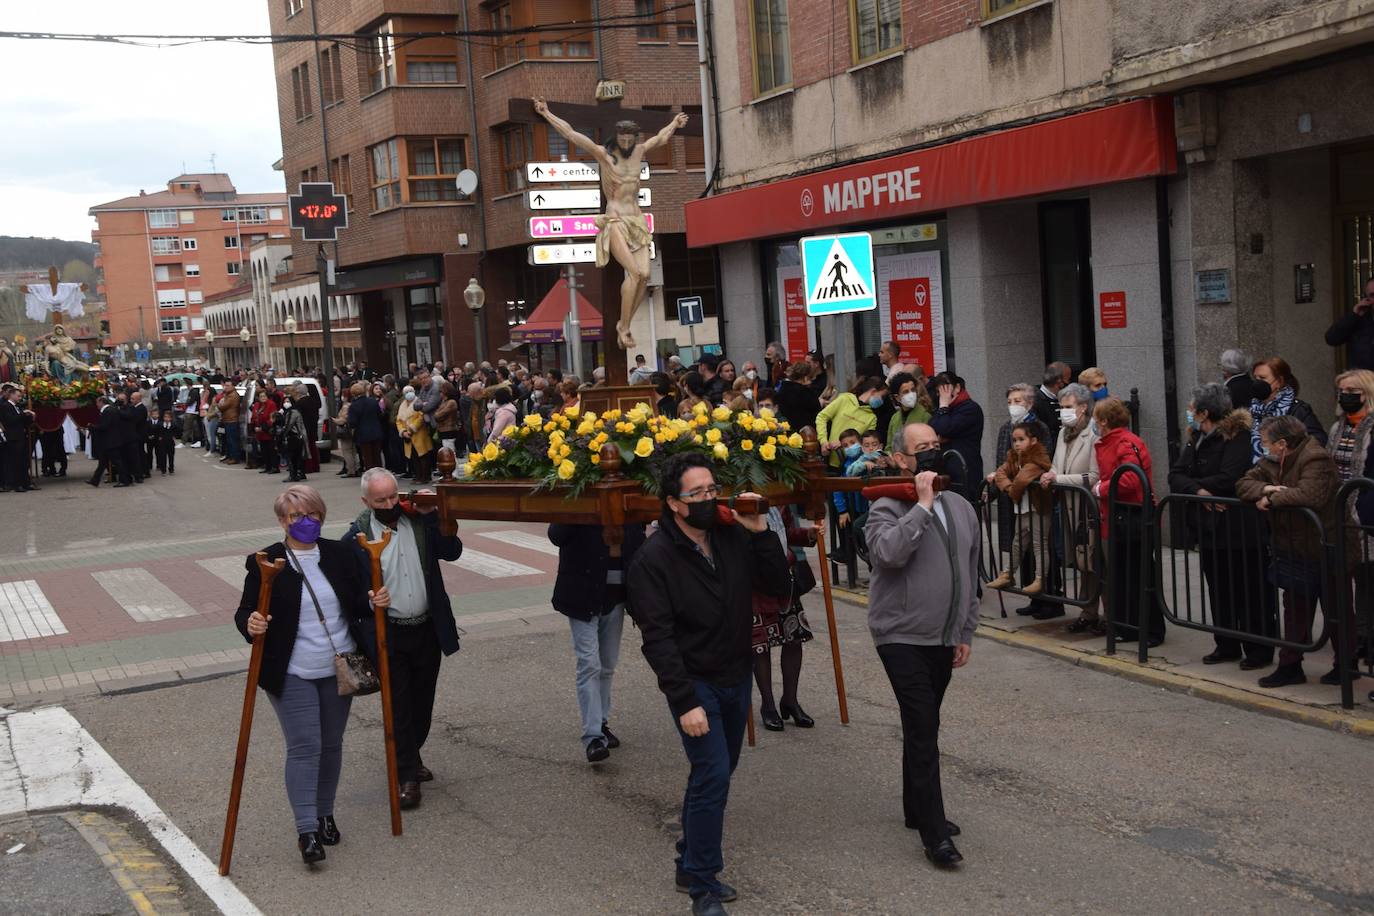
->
[66, 605, 1374, 915]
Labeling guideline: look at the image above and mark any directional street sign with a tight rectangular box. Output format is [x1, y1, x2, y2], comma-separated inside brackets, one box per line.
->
[528, 213, 655, 239]
[529, 242, 656, 266]
[527, 188, 651, 210]
[800, 232, 877, 316]
[289, 182, 349, 242]
[676, 296, 704, 326]
[135, 349, 151, 361]
[526, 162, 650, 183]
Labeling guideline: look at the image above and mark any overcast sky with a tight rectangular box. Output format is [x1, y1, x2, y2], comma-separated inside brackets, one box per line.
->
[0, 3, 284, 243]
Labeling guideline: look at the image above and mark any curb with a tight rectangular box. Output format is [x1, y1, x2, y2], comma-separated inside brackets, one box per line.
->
[828, 585, 1374, 739]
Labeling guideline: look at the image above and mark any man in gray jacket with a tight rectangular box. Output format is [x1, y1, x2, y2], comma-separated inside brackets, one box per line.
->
[865, 422, 979, 870]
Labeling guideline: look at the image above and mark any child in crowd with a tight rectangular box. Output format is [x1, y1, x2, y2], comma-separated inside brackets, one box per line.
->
[987, 420, 1053, 594]
[844, 429, 886, 478]
[154, 409, 179, 475]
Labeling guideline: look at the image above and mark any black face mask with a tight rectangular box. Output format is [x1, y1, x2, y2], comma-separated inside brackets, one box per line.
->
[1339, 392, 1365, 416]
[374, 504, 404, 528]
[681, 499, 718, 531]
[915, 449, 944, 475]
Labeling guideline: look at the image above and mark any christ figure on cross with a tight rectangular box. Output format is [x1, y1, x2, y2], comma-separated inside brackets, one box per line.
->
[533, 98, 687, 350]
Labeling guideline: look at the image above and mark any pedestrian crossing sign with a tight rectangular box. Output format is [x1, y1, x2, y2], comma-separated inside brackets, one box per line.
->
[801, 232, 876, 316]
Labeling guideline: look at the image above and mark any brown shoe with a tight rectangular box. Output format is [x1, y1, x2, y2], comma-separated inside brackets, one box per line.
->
[398, 782, 421, 809]
[416, 764, 434, 783]
[986, 572, 1013, 590]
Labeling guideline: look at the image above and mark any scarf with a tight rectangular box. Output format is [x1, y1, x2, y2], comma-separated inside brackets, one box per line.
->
[1249, 386, 1294, 460]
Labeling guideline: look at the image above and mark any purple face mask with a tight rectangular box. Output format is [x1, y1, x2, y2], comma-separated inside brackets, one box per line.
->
[287, 516, 322, 544]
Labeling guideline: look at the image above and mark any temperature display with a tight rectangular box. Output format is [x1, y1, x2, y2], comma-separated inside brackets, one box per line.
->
[288, 182, 349, 241]
[298, 204, 340, 219]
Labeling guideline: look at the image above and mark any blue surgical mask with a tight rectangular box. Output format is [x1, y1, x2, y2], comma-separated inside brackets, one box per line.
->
[1186, 409, 1199, 430]
[844, 443, 863, 458]
[867, 396, 884, 409]
[1092, 387, 1109, 401]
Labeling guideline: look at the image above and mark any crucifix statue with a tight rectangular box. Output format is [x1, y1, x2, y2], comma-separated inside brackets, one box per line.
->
[19, 266, 90, 382]
[533, 98, 688, 350]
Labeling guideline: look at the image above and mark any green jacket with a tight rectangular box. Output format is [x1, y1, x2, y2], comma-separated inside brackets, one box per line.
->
[816, 392, 877, 467]
[887, 404, 932, 452]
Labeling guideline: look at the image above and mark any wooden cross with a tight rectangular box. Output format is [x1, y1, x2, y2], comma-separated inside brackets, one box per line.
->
[18, 265, 89, 328]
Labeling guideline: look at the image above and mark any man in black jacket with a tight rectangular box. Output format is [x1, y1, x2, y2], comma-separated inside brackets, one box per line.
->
[548, 522, 646, 763]
[0, 384, 35, 492]
[1034, 361, 1071, 454]
[345, 468, 463, 811]
[120, 390, 149, 483]
[627, 453, 789, 916]
[1325, 277, 1374, 371]
[87, 397, 126, 487]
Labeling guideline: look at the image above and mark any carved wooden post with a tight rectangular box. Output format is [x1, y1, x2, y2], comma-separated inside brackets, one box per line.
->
[435, 445, 456, 482]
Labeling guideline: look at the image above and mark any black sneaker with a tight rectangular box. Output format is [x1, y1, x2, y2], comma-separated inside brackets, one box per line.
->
[601, 723, 620, 749]
[1258, 665, 1306, 689]
[676, 874, 737, 902]
[691, 895, 729, 916]
[585, 738, 609, 763]
[1318, 666, 1362, 686]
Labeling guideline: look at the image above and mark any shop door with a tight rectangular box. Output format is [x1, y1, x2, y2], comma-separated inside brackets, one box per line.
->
[1038, 200, 1096, 372]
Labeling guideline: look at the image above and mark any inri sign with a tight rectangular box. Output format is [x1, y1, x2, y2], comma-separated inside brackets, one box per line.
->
[821, 167, 922, 216]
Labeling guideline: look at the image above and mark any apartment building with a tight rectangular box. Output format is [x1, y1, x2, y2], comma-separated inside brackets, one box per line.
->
[89, 174, 289, 348]
[688, 0, 1374, 467]
[268, 0, 711, 375]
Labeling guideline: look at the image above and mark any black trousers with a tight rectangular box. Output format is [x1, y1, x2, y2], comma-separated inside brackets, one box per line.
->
[155, 440, 176, 473]
[1199, 546, 1275, 663]
[4, 440, 30, 490]
[385, 620, 442, 784]
[1106, 508, 1165, 642]
[88, 452, 115, 486]
[876, 643, 954, 848]
[39, 430, 66, 475]
[120, 443, 143, 482]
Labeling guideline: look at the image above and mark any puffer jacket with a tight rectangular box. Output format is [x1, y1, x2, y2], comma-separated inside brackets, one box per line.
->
[993, 441, 1053, 514]
[1237, 433, 1350, 567]
[1092, 426, 1153, 539]
[1167, 409, 1255, 549]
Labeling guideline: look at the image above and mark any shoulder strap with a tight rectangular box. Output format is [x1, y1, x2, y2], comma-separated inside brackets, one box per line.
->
[284, 544, 342, 657]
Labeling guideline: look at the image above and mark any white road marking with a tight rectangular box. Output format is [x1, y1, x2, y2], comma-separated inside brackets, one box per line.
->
[453, 549, 542, 578]
[91, 569, 197, 622]
[25, 530, 36, 558]
[64, 537, 114, 551]
[475, 530, 561, 557]
[0, 706, 261, 915]
[197, 555, 249, 589]
[0, 580, 68, 643]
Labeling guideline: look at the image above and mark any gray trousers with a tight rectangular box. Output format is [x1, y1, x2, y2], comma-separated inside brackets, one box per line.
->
[268, 674, 353, 833]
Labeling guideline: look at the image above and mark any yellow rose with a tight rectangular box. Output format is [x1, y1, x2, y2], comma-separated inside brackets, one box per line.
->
[557, 459, 576, 480]
[693, 434, 703, 445]
[583, 411, 597, 422]
[712, 405, 732, 422]
[788, 433, 804, 448]
[695, 414, 709, 427]
[661, 427, 678, 442]
[634, 437, 654, 458]
[590, 453, 601, 465]
[482, 443, 501, 461]
[693, 402, 708, 415]
[576, 423, 595, 437]
[627, 407, 648, 425]
[758, 407, 775, 420]
[713, 442, 729, 461]
[560, 444, 572, 458]
[466, 452, 482, 466]
[462, 462, 475, 476]
[741, 439, 754, 451]
[595, 419, 606, 430]
[705, 428, 722, 444]
[543, 421, 556, 433]
[547, 447, 561, 461]
[781, 421, 791, 431]
[759, 442, 777, 461]
[524, 413, 543, 429]
[564, 405, 580, 418]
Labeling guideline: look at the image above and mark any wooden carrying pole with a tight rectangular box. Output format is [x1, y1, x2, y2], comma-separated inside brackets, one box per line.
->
[813, 526, 850, 725]
[356, 529, 403, 837]
[219, 552, 286, 876]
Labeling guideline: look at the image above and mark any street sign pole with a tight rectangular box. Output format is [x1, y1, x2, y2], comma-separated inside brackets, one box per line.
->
[566, 265, 584, 381]
[316, 244, 337, 419]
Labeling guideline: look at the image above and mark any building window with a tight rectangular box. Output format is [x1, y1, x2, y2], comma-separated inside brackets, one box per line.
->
[151, 236, 181, 255]
[237, 206, 269, 224]
[269, 207, 283, 221]
[221, 208, 236, 222]
[851, 0, 901, 62]
[539, 40, 593, 57]
[157, 289, 187, 308]
[285, 0, 303, 16]
[684, 106, 705, 168]
[368, 139, 401, 210]
[750, 0, 792, 94]
[636, 0, 665, 40]
[489, 2, 523, 69]
[409, 137, 468, 201]
[982, 0, 1045, 19]
[181, 237, 198, 250]
[367, 21, 396, 92]
[497, 125, 531, 194]
[227, 262, 242, 276]
[154, 265, 171, 282]
[225, 236, 240, 249]
[291, 62, 312, 120]
[160, 317, 186, 334]
[329, 155, 353, 213]
[677, 9, 698, 42]
[188, 290, 204, 305]
[406, 59, 459, 83]
[148, 209, 178, 228]
[301, 166, 319, 185]
[643, 107, 673, 168]
[320, 46, 336, 106]
[542, 123, 598, 163]
[185, 264, 201, 277]
[179, 210, 195, 224]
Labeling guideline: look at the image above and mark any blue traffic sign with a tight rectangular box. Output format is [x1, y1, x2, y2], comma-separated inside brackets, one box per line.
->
[801, 232, 876, 316]
[135, 349, 151, 361]
[677, 296, 704, 326]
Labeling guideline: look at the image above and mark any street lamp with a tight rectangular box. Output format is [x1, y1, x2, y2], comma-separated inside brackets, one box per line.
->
[284, 314, 297, 373]
[239, 327, 251, 371]
[204, 329, 214, 366]
[463, 277, 485, 364]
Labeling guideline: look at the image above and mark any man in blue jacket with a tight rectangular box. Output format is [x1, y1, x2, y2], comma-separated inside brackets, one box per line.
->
[1325, 278, 1374, 371]
[346, 468, 463, 810]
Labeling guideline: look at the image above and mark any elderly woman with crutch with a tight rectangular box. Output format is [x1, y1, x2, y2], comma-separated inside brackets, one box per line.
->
[231, 485, 389, 866]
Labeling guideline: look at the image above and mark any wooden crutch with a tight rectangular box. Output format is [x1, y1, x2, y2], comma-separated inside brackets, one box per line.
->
[746, 703, 756, 747]
[813, 525, 850, 725]
[356, 529, 403, 837]
[219, 551, 286, 876]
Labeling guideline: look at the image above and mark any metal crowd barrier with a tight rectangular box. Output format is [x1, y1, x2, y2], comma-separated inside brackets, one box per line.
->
[1335, 478, 1374, 708]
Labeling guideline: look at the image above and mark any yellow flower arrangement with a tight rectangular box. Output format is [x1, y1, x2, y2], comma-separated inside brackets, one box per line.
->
[557, 459, 576, 480]
[713, 442, 729, 461]
[759, 442, 777, 461]
[634, 437, 654, 458]
[482, 442, 501, 461]
[741, 439, 754, 451]
[705, 428, 722, 444]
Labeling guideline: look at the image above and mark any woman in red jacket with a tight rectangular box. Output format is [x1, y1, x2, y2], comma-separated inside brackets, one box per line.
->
[1091, 397, 1164, 647]
[250, 389, 280, 474]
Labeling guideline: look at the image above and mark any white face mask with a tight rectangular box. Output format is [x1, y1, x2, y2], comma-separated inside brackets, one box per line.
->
[487, 400, 496, 411]
[745, 370, 757, 381]
[1008, 404, 1029, 422]
[1059, 407, 1079, 425]
[404, 391, 416, 402]
[899, 391, 919, 410]
[743, 389, 753, 401]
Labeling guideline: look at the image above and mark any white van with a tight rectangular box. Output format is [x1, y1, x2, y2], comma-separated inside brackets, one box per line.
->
[236, 376, 334, 462]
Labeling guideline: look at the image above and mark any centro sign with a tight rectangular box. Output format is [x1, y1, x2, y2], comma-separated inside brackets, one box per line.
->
[821, 166, 922, 216]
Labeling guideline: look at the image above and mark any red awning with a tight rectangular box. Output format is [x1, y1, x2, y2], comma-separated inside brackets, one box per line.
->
[509, 277, 603, 344]
[685, 96, 1177, 247]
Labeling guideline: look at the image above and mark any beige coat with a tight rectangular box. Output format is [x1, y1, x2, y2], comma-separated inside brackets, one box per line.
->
[1051, 421, 1100, 492]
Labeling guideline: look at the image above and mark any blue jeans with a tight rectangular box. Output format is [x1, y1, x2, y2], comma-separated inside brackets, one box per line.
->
[568, 607, 624, 747]
[673, 676, 750, 899]
[266, 674, 353, 833]
[203, 418, 218, 452]
[223, 421, 242, 460]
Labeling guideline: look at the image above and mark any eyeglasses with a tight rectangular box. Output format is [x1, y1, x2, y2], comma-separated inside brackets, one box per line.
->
[286, 511, 322, 523]
[679, 485, 721, 502]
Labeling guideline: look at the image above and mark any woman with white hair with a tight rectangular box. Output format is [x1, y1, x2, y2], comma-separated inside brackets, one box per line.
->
[1042, 383, 1102, 633]
[397, 384, 435, 484]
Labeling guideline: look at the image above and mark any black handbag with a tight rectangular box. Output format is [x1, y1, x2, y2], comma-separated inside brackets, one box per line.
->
[793, 555, 817, 597]
[286, 545, 381, 697]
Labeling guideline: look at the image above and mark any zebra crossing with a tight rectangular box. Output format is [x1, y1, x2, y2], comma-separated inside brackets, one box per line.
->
[0, 529, 561, 646]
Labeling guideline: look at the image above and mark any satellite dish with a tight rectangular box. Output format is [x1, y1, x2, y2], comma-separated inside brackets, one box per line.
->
[456, 169, 479, 196]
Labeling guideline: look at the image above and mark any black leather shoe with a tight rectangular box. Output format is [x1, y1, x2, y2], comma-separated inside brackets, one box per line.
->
[586, 738, 610, 763]
[691, 895, 730, 916]
[676, 874, 737, 901]
[906, 819, 960, 837]
[1146, 637, 1164, 649]
[1258, 665, 1306, 689]
[924, 838, 964, 869]
[1202, 652, 1241, 665]
[1319, 665, 1362, 686]
[298, 831, 326, 864]
[601, 723, 620, 749]
[398, 781, 421, 809]
[1014, 605, 1037, 617]
[1239, 658, 1271, 671]
[416, 763, 434, 782]
[317, 816, 341, 846]
[1031, 605, 1065, 620]
[759, 707, 784, 731]
[779, 702, 815, 728]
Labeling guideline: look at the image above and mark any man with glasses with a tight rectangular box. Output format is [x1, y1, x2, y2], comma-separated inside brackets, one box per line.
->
[627, 452, 790, 916]
[866, 422, 980, 871]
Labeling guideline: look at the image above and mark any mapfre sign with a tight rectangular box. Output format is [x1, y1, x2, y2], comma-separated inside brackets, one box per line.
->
[685, 97, 1177, 248]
